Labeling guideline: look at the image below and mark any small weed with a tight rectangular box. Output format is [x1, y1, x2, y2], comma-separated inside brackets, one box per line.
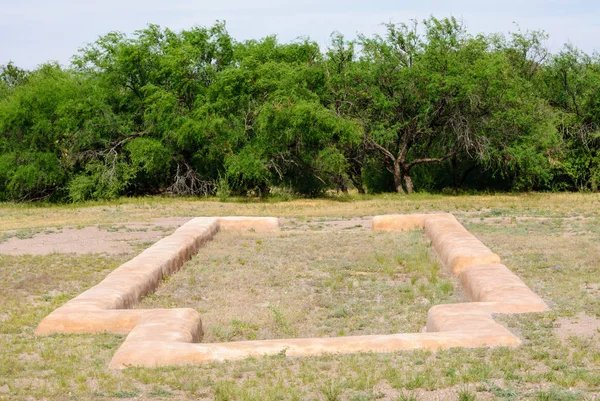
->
[487, 208, 504, 217]
[536, 389, 584, 401]
[351, 392, 385, 401]
[396, 391, 420, 401]
[374, 253, 387, 265]
[486, 382, 518, 400]
[329, 307, 351, 318]
[112, 390, 138, 398]
[125, 227, 148, 232]
[214, 381, 236, 401]
[0, 228, 44, 243]
[320, 380, 343, 401]
[268, 305, 295, 337]
[149, 388, 173, 397]
[457, 388, 476, 401]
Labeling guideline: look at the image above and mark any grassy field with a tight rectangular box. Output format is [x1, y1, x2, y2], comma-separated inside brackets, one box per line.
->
[1, 193, 599, 401]
[139, 226, 457, 341]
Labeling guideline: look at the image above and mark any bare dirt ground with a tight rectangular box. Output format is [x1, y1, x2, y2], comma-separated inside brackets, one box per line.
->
[554, 312, 600, 345]
[1, 197, 599, 400]
[0, 217, 375, 255]
[279, 217, 373, 232]
[0, 217, 190, 255]
[137, 217, 455, 341]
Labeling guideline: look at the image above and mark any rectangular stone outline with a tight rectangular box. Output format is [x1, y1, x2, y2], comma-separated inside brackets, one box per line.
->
[35, 214, 548, 369]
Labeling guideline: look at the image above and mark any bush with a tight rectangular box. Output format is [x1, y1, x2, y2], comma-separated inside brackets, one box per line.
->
[0, 152, 63, 201]
[362, 158, 394, 194]
[67, 158, 135, 202]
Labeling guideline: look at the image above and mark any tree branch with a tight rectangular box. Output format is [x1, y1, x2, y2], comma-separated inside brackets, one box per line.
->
[399, 139, 411, 163]
[406, 148, 456, 170]
[368, 137, 397, 164]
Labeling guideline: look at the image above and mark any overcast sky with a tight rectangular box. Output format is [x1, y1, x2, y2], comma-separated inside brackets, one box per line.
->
[1, 0, 599, 70]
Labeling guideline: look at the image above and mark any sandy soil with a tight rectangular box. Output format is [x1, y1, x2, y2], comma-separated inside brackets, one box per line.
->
[554, 312, 600, 343]
[0, 217, 191, 255]
[0, 217, 376, 255]
[279, 217, 373, 231]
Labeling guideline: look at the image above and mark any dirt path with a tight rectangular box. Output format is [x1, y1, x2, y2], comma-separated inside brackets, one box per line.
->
[0, 217, 377, 255]
[279, 216, 373, 231]
[554, 312, 600, 344]
[0, 217, 191, 255]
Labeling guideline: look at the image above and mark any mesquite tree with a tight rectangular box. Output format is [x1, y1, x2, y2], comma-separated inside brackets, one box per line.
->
[348, 18, 485, 193]
[343, 17, 553, 193]
[0, 17, 581, 201]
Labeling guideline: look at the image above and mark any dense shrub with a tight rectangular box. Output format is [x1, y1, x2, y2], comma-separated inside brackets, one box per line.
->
[1, 18, 599, 201]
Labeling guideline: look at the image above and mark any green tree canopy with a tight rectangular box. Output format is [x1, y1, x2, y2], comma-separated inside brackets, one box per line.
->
[0, 18, 597, 201]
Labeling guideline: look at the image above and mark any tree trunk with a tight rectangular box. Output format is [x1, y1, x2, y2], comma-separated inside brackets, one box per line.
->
[460, 165, 477, 188]
[347, 152, 365, 195]
[393, 162, 405, 194]
[341, 181, 348, 194]
[451, 156, 459, 189]
[348, 174, 364, 194]
[404, 174, 414, 194]
[258, 183, 270, 197]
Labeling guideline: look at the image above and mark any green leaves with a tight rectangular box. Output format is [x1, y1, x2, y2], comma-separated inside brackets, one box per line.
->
[0, 152, 63, 201]
[1, 18, 600, 200]
[67, 157, 136, 202]
[126, 137, 171, 177]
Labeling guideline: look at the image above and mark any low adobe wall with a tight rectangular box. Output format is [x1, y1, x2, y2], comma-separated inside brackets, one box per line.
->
[374, 213, 501, 274]
[37, 213, 548, 369]
[458, 264, 548, 313]
[36, 217, 278, 336]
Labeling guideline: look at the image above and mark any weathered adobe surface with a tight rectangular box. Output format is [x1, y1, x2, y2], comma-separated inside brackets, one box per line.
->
[373, 214, 502, 274]
[35, 217, 278, 336]
[37, 213, 548, 369]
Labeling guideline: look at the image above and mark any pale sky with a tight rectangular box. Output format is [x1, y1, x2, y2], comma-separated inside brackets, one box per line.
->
[1, 0, 599, 70]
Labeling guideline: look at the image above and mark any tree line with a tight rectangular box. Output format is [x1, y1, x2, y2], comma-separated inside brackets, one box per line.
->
[1, 17, 599, 201]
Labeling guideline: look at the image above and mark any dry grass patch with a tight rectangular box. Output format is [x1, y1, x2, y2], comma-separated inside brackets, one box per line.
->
[1, 195, 600, 400]
[139, 221, 458, 341]
[462, 216, 600, 317]
[2, 192, 600, 232]
[0, 218, 186, 255]
[0, 254, 131, 400]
